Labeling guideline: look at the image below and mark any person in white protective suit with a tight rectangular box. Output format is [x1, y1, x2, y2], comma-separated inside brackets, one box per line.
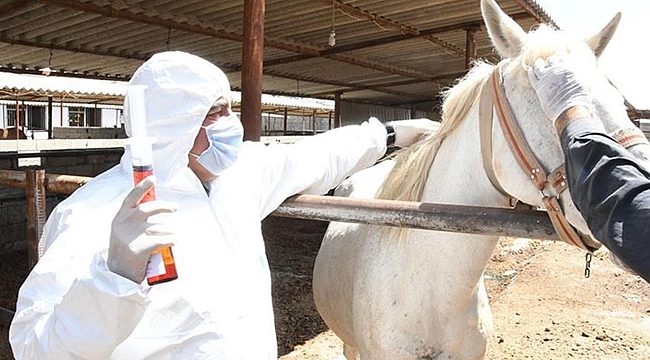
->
[9, 51, 439, 360]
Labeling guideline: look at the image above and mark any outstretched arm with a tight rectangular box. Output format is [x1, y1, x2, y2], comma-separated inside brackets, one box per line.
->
[251, 117, 439, 219]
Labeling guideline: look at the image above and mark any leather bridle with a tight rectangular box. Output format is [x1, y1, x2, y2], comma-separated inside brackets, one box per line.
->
[479, 62, 648, 252]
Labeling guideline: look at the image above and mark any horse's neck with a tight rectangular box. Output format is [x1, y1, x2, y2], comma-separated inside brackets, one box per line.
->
[422, 105, 511, 208]
[408, 105, 503, 292]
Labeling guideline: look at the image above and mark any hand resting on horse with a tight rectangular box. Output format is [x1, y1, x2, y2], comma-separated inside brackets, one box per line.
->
[527, 55, 594, 130]
[529, 55, 650, 284]
[387, 118, 440, 148]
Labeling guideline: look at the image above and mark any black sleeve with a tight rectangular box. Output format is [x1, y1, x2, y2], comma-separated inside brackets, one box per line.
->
[561, 118, 650, 283]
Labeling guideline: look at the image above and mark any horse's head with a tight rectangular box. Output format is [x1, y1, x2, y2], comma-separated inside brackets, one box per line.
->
[480, 0, 650, 250]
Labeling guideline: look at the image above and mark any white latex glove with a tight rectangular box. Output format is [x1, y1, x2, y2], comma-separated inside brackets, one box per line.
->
[389, 118, 440, 148]
[107, 176, 178, 283]
[527, 56, 593, 122]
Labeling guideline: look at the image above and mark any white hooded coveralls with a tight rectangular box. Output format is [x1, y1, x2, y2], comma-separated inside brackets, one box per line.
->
[9, 51, 388, 359]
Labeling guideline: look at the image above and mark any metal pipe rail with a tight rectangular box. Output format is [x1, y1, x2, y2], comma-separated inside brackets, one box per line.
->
[0, 169, 559, 240]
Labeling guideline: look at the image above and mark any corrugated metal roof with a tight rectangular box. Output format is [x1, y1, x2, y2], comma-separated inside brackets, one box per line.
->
[0, 72, 334, 110]
[232, 92, 334, 110]
[0, 0, 554, 111]
[0, 72, 126, 100]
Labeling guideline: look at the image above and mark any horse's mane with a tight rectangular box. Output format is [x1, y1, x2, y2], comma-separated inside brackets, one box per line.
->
[376, 24, 577, 203]
[376, 61, 494, 201]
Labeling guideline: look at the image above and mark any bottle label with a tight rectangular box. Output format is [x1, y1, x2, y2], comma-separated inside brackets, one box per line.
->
[146, 253, 166, 277]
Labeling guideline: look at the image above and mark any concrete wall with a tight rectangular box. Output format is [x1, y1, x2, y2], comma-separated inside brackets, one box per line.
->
[0, 150, 123, 254]
[53, 126, 126, 139]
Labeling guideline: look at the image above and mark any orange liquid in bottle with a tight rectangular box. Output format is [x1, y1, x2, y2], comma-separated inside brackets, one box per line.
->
[133, 165, 178, 285]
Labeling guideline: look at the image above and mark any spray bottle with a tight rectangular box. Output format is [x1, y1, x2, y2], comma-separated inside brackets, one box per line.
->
[127, 85, 178, 286]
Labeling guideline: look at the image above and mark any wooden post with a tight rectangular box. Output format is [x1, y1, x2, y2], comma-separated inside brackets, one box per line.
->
[312, 109, 317, 134]
[25, 169, 46, 269]
[410, 104, 417, 119]
[15, 98, 19, 139]
[241, 0, 265, 141]
[47, 96, 53, 139]
[328, 110, 332, 130]
[334, 92, 342, 128]
[283, 107, 288, 135]
[465, 27, 477, 70]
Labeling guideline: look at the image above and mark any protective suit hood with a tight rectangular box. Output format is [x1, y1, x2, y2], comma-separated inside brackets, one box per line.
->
[122, 51, 232, 184]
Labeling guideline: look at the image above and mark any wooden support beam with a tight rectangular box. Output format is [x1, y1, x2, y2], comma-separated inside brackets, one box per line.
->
[334, 92, 341, 128]
[465, 27, 477, 70]
[241, 0, 264, 141]
[47, 95, 53, 139]
[283, 107, 288, 135]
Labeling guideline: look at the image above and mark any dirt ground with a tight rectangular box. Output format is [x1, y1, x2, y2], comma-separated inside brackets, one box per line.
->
[1, 216, 649, 359]
[272, 219, 650, 360]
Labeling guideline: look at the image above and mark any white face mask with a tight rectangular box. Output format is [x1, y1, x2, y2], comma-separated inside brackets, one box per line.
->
[196, 113, 244, 176]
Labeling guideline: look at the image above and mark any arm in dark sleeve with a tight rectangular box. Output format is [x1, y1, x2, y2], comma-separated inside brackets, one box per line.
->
[561, 117, 650, 283]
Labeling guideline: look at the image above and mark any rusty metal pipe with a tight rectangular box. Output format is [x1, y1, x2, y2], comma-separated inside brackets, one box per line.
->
[0, 170, 560, 240]
[0, 170, 90, 194]
[275, 194, 559, 241]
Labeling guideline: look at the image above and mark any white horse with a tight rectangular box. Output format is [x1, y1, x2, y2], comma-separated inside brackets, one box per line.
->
[312, 0, 650, 358]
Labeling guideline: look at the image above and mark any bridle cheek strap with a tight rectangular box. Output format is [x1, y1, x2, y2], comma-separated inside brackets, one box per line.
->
[481, 64, 595, 252]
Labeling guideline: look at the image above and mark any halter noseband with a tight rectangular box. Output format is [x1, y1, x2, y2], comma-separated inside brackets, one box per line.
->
[478, 62, 648, 252]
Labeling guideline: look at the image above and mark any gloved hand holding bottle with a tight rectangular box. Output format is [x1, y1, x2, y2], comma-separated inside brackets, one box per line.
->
[107, 176, 178, 284]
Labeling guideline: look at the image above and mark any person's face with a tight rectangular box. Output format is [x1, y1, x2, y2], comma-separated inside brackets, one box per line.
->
[188, 96, 232, 182]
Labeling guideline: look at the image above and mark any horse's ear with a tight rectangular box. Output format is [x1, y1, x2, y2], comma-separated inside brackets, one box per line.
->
[481, 0, 526, 59]
[586, 13, 621, 58]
